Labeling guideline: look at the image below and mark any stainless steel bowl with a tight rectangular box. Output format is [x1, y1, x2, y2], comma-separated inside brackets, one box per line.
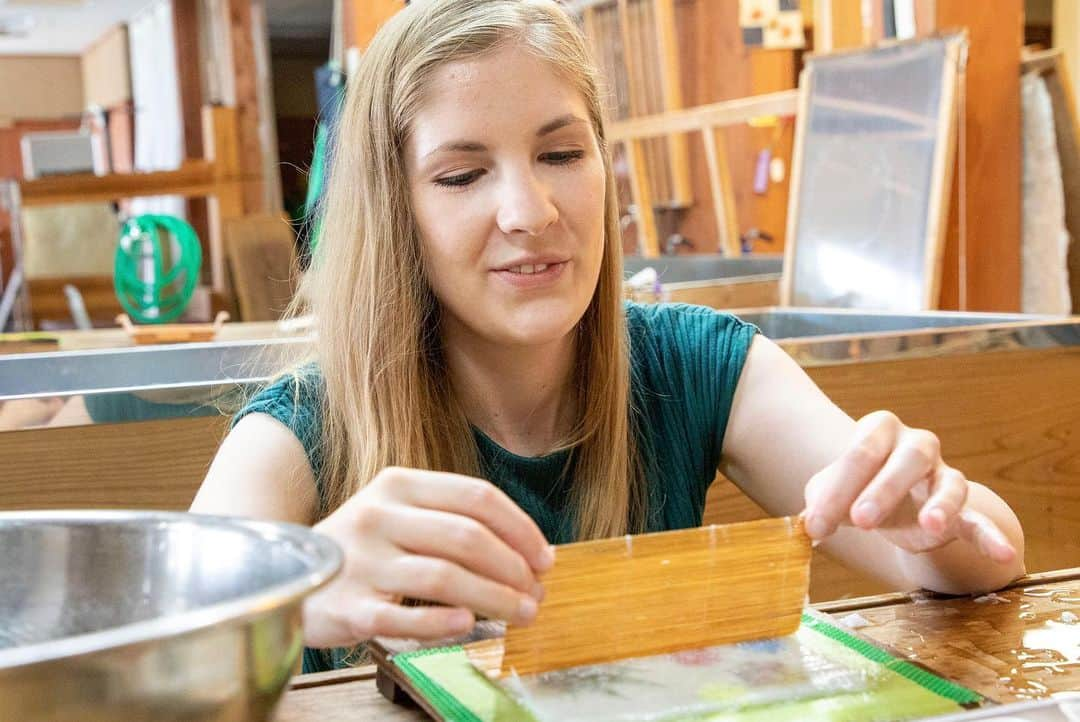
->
[0, 511, 342, 722]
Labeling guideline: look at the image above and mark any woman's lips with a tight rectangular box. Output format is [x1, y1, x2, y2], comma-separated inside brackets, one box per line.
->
[492, 260, 569, 288]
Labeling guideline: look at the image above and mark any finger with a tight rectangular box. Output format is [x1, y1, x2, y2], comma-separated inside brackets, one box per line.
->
[804, 412, 900, 539]
[353, 600, 475, 641]
[373, 554, 540, 626]
[955, 509, 1018, 564]
[850, 429, 940, 529]
[309, 597, 476, 646]
[383, 468, 554, 573]
[918, 467, 968, 537]
[381, 505, 543, 599]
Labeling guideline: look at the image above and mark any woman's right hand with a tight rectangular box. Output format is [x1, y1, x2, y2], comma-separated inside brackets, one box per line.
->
[301, 466, 555, 648]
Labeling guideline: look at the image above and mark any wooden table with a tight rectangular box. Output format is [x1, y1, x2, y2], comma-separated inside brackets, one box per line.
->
[272, 569, 1080, 720]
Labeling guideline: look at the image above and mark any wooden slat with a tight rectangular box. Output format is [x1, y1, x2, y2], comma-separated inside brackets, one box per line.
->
[497, 517, 810, 677]
[623, 138, 660, 256]
[700, 125, 741, 256]
[634, 0, 667, 204]
[20, 163, 217, 207]
[652, 0, 691, 206]
[923, 36, 963, 308]
[607, 90, 799, 141]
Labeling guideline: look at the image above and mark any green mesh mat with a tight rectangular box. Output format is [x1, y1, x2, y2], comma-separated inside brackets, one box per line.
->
[391, 613, 983, 722]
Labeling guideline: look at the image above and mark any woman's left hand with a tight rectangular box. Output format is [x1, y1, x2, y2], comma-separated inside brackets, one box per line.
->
[802, 410, 1017, 564]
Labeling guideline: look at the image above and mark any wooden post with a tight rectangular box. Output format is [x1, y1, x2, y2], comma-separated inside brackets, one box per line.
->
[172, 0, 212, 280]
[224, 0, 265, 215]
[623, 139, 660, 257]
[653, 0, 692, 207]
[935, 1, 1023, 311]
[203, 106, 243, 294]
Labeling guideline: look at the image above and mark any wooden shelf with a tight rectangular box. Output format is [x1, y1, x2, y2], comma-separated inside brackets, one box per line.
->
[19, 162, 219, 207]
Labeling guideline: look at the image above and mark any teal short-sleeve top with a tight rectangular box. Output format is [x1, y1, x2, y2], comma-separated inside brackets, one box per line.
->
[233, 302, 758, 671]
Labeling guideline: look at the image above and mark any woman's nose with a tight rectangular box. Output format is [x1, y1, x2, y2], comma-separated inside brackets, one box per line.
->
[495, 170, 559, 236]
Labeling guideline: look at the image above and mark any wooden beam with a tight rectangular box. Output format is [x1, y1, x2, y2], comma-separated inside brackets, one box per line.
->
[20, 163, 217, 207]
[936, 0, 1023, 311]
[607, 90, 799, 141]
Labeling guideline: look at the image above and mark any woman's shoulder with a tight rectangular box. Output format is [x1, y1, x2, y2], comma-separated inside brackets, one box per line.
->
[241, 363, 325, 416]
[624, 301, 757, 352]
[233, 364, 325, 444]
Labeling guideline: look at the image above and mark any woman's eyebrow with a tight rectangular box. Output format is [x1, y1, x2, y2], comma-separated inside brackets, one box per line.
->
[421, 115, 588, 161]
[536, 114, 587, 137]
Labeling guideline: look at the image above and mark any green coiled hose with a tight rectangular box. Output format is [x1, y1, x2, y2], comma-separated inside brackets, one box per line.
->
[114, 214, 202, 324]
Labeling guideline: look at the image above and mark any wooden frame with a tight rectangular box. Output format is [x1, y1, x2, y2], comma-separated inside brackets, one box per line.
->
[780, 35, 963, 309]
[607, 90, 799, 257]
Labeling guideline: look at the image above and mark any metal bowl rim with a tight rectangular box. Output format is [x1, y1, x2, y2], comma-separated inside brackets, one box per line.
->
[0, 510, 342, 670]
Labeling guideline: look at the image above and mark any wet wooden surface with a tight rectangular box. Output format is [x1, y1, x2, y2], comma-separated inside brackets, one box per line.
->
[844, 575, 1080, 703]
[274, 569, 1080, 720]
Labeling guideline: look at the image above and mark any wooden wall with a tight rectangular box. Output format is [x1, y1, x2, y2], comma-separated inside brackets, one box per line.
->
[0, 56, 84, 121]
[935, 0, 1025, 311]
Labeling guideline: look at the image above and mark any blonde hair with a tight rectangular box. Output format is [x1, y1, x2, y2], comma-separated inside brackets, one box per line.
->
[291, 0, 644, 540]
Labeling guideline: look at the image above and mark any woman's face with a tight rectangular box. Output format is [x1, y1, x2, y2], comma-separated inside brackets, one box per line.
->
[406, 44, 606, 350]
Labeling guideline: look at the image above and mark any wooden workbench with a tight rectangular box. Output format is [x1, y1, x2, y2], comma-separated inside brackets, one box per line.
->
[275, 568, 1080, 720]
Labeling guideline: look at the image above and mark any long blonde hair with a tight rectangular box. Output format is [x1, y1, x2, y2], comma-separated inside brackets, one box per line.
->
[293, 0, 644, 539]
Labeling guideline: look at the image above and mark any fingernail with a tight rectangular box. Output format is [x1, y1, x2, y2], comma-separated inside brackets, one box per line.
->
[538, 545, 555, 572]
[450, 610, 475, 632]
[805, 514, 829, 539]
[530, 581, 545, 602]
[855, 501, 881, 526]
[518, 596, 538, 624]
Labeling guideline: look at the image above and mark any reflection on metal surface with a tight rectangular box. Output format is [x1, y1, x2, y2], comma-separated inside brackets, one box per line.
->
[0, 309, 1077, 431]
[623, 254, 784, 284]
[0, 511, 341, 722]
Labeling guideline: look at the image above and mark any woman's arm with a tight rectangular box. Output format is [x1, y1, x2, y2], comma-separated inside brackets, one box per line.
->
[720, 335, 1025, 595]
[190, 413, 319, 525]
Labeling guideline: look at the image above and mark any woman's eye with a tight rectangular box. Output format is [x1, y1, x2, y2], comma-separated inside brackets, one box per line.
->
[543, 150, 585, 165]
[435, 169, 484, 188]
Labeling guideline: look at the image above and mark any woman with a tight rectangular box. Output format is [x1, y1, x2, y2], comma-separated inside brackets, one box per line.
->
[191, 0, 1024, 672]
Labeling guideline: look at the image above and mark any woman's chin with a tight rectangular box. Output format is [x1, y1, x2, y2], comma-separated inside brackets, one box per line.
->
[488, 304, 585, 347]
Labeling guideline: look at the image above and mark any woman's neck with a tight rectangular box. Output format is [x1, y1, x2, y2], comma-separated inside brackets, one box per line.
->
[441, 321, 578, 458]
